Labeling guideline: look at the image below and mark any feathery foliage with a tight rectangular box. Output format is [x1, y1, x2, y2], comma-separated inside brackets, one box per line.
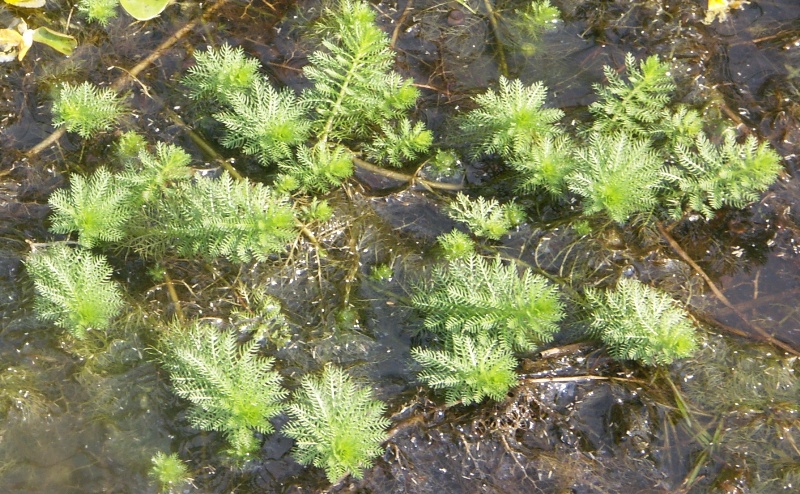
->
[182, 44, 260, 104]
[302, 0, 419, 141]
[585, 278, 698, 365]
[24, 244, 124, 339]
[437, 230, 475, 261]
[160, 322, 287, 459]
[667, 131, 782, 219]
[499, 0, 561, 54]
[460, 76, 563, 159]
[134, 172, 296, 262]
[412, 253, 564, 351]
[277, 144, 354, 194]
[51, 82, 126, 138]
[149, 452, 191, 493]
[365, 119, 433, 167]
[119, 142, 194, 204]
[215, 79, 311, 166]
[447, 193, 525, 240]
[78, 0, 119, 26]
[283, 366, 390, 482]
[510, 133, 576, 196]
[589, 53, 675, 137]
[412, 331, 518, 405]
[567, 132, 664, 223]
[48, 167, 134, 248]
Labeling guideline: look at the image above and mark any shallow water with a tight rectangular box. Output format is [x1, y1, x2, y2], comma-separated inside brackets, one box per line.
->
[0, 0, 798, 492]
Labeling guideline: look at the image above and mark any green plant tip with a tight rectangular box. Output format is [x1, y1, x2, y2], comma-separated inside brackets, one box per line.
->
[51, 82, 126, 138]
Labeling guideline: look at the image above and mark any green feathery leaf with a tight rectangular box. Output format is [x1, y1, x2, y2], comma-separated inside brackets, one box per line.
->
[160, 322, 287, 459]
[365, 118, 433, 167]
[412, 331, 518, 405]
[589, 53, 675, 137]
[412, 253, 564, 351]
[130, 172, 297, 262]
[215, 78, 311, 166]
[283, 365, 390, 482]
[51, 82, 126, 138]
[667, 131, 782, 219]
[437, 230, 475, 261]
[585, 278, 698, 365]
[78, 0, 119, 26]
[510, 133, 576, 196]
[48, 167, 135, 248]
[302, 0, 420, 142]
[119, 142, 193, 205]
[24, 244, 124, 339]
[567, 132, 664, 223]
[447, 193, 525, 240]
[182, 44, 260, 105]
[460, 76, 563, 159]
[277, 143, 354, 194]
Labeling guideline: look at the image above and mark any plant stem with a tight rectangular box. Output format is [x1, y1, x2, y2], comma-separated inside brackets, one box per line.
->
[657, 221, 799, 356]
[482, 0, 509, 78]
[352, 156, 463, 191]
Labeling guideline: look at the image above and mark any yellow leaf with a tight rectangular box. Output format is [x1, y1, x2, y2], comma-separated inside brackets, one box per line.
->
[0, 28, 23, 63]
[3, 0, 47, 8]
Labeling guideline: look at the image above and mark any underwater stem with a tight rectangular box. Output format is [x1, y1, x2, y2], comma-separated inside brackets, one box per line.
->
[482, 0, 509, 78]
[657, 221, 799, 356]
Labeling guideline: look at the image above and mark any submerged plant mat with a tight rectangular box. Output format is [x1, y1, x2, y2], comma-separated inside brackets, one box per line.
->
[0, 0, 799, 492]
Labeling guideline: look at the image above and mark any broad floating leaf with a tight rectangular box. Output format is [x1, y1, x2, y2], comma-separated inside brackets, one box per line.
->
[3, 0, 46, 8]
[119, 0, 170, 20]
[32, 27, 77, 56]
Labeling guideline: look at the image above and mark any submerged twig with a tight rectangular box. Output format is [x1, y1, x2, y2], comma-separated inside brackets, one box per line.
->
[657, 221, 800, 356]
[352, 156, 463, 191]
[26, 0, 233, 157]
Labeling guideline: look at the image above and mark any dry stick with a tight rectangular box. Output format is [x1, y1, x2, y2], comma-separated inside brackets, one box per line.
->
[26, 0, 233, 157]
[656, 221, 800, 356]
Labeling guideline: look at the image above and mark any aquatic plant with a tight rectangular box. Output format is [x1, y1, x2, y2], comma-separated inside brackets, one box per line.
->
[215, 78, 311, 166]
[149, 452, 191, 493]
[24, 244, 124, 339]
[437, 230, 475, 261]
[129, 172, 297, 262]
[301, 0, 419, 142]
[51, 82, 126, 138]
[277, 143, 354, 194]
[567, 132, 664, 223]
[283, 365, 390, 482]
[412, 331, 518, 405]
[589, 53, 675, 138]
[584, 278, 697, 365]
[447, 193, 525, 240]
[118, 142, 193, 204]
[160, 322, 287, 459]
[667, 131, 782, 219]
[511, 133, 576, 196]
[48, 167, 134, 248]
[412, 253, 564, 351]
[459, 76, 563, 159]
[182, 0, 428, 192]
[365, 119, 433, 168]
[182, 43, 260, 104]
[78, 0, 119, 26]
[499, 0, 561, 54]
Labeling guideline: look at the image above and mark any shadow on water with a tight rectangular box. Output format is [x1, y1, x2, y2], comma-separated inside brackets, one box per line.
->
[0, 0, 798, 492]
